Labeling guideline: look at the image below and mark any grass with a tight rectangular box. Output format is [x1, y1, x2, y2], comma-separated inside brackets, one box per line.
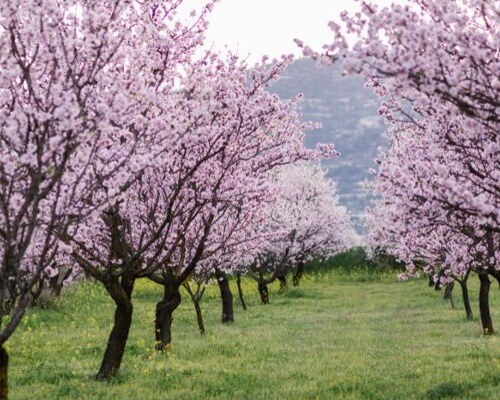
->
[7, 271, 500, 400]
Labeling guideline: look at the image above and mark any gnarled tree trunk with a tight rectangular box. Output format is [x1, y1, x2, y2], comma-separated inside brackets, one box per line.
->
[236, 273, 247, 311]
[216, 270, 234, 323]
[478, 273, 494, 335]
[96, 275, 135, 381]
[0, 346, 8, 400]
[155, 280, 181, 351]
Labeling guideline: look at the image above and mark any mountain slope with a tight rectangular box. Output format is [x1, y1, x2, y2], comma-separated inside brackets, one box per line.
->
[269, 58, 387, 232]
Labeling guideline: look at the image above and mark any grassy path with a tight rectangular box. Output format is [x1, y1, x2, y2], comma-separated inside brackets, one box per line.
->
[8, 272, 500, 399]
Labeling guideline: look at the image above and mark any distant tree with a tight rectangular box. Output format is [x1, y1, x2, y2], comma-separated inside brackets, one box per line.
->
[250, 162, 352, 303]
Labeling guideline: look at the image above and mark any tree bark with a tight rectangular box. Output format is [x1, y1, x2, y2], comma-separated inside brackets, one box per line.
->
[183, 282, 206, 335]
[478, 273, 494, 335]
[0, 346, 8, 400]
[155, 281, 181, 351]
[293, 261, 305, 286]
[444, 282, 455, 308]
[258, 279, 269, 304]
[458, 279, 473, 320]
[489, 269, 500, 287]
[443, 282, 453, 300]
[428, 275, 434, 287]
[277, 274, 287, 294]
[216, 270, 234, 323]
[236, 273, 247, 311]
[193, 299, 205, 334]
[96, 276, 135, 381]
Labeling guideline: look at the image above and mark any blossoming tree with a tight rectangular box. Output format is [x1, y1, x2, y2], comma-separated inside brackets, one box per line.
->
[0, 0, 216, 389]
[145, 54, 336, 351]
[251, 162, 352, 304]
[303, 0, 499, 333]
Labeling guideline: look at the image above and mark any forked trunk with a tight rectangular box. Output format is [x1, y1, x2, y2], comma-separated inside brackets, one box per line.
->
[183, 282, 206, 334]
[293, 261, 305, 286]
[0, 346, 8, 400]
[194, 300, 205, 334]
[236, 273, 247, 311]
[155, 281, 181, 351]
[458, 279, 473, 320]
[96, 276, 135, 381]
[478, 273, 494, 335]
[216, 270, 234, 323]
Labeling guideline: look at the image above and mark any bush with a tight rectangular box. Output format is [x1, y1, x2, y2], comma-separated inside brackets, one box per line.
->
[306, 247, 405, 274]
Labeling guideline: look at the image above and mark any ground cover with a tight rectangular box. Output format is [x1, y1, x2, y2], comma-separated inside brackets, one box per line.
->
[8, 272, 499, 399]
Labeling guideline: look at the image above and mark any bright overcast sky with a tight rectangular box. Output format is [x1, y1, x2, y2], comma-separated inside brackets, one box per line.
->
[185, 0, 399, 63]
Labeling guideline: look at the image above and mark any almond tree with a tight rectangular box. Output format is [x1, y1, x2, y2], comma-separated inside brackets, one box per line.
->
[146, 54, 337, 351]
[365, 130, 478, 322]
[0, 0, 211, 395]
[251, 162, 352, 303]
[309, 0, 499, 334]
[1, 0, 217, 386]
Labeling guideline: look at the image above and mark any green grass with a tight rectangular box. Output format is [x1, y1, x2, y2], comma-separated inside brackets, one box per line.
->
[7, 272, 500, 400]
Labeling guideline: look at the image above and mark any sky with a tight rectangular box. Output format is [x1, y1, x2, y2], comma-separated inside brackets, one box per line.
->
[187, 0, 399, 63]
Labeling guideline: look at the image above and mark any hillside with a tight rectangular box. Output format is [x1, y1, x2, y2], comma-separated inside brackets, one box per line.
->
[269, 58, 387, 232]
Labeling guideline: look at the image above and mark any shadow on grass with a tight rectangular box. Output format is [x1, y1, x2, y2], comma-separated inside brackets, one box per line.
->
[424, 381, 471, 399]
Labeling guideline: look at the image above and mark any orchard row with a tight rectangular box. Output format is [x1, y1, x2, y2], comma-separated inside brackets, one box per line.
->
[0, 1, 351, 396]
[302, 0, 499, 333]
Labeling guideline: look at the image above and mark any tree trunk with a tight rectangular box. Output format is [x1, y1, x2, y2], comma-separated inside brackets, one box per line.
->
[428, 275, 434, 287]
[458, 279, 473, 320]
[96, 276, 135, 381]
[478, 273, 494, 335]
[155, 281, 181, 351]
[293, 261, 305, 286]
[258, 279, 269, 304]
[193, 299, 205, 334]
[277, 274, 287, 294]
[443, 282, 454, 300]
[0, 346, 8, 400]
[236, 273, 247, 311]
[216, 270, 234, 323]
[444, 282, 455, 308]
[489, 269, 500, 287]
[183, 282, 206, 335]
